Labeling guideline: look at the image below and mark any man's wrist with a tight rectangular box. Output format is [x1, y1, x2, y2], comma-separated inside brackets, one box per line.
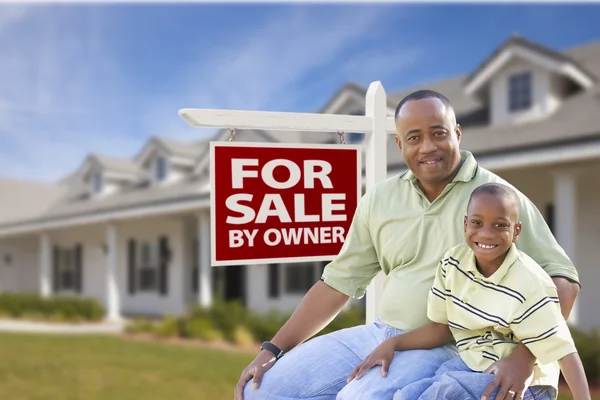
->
[260, 341, 285, 360]
[514, 342, 536, 365]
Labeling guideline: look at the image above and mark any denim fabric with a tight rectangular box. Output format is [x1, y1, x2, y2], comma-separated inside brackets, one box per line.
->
[243, 319, 458, 400]
[392, 355, 557, 400]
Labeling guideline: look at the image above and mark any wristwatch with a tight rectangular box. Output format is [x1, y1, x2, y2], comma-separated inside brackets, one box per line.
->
[260, 341, 284, 360]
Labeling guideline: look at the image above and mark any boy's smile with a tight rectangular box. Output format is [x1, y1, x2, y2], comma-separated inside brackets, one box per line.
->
[464, 189, 522, 276]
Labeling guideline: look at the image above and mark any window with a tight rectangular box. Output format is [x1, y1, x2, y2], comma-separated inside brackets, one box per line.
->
[285, 263, 316, 294]
[155, 156, 167, 181]
[55, 246, 81, 291]
[92, 172, 103, 194]
[138, 241, 160, 291]
[508, 72, 532, 112]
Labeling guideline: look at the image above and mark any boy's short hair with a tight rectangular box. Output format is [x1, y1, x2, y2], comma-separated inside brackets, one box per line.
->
[467, 183, 521, 217]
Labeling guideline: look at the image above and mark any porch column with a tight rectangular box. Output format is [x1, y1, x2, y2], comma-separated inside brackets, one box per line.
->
[553, 170, 579, 326]
[198, 211, 212, 308]
[39, 233, 51, 297]
[106, 223, 122, 321]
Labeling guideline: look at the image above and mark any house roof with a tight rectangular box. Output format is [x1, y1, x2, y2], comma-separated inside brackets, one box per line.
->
[0, 177, 68, 226]
[88, 154, 141, 176]
[464, 35, 597, 89]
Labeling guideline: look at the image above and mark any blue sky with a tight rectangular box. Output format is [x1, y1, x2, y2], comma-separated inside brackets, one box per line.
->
[1, 3, 600, 182]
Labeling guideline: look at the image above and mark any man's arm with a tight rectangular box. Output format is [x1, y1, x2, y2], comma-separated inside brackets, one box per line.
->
[234, 281, 349, 400]
[553, 276, 580, 320]
[235, 191, 381, 400]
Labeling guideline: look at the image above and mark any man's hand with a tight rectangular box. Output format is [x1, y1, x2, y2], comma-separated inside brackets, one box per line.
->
[346, 339, 397, 382]
[480, 344, 535, 400]
[234, 350, 277, 400]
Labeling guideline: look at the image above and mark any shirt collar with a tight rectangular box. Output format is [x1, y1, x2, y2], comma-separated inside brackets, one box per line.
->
[464, 243, 520, 285]
[401, 150, 478, 183]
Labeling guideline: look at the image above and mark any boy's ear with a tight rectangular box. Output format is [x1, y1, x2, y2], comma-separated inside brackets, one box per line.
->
[513, 222, 522, 242]
[463, 216, 467, 233]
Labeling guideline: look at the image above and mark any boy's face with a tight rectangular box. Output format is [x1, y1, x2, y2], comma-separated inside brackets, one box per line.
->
[464, 193, 522, 266]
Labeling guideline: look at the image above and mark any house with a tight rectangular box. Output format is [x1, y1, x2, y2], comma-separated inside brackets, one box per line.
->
[0, 35, 599, 330]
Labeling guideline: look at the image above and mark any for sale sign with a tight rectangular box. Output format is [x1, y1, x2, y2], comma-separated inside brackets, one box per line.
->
[210, 142, 362, 266]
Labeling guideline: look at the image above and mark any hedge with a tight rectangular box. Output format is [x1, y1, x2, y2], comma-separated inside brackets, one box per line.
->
[0, 293, 105, 322]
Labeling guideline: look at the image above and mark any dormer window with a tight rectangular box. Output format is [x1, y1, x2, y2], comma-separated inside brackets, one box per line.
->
[155, 156, 167, 181]
[508, 71, 532, 112]
[92, 172, 103, 194]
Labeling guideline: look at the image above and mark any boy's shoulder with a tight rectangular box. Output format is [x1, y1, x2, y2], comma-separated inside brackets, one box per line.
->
[505, 248, 557, 293]
[442, 242, 472, 260]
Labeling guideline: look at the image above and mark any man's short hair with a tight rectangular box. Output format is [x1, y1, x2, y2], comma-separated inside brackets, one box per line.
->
[394, 89, 452, 119]
[467, 182, 521, 216]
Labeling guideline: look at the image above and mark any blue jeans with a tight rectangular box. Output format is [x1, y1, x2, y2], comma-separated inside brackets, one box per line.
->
[393, 355, 557, 400]
[243, 319, 458, 400]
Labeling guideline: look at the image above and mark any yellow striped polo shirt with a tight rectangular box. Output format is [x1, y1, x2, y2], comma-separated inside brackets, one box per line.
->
[428, 242, 578, 389]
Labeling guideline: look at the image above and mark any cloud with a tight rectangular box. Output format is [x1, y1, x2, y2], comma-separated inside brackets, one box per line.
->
[0, 4, 421, 183]
[143, 5, 420, 138]
[0, 5, 142, 182]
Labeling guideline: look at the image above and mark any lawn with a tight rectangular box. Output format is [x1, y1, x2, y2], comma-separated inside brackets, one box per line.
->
[0, 333, 255, 399]
[0, 333, 595, 400]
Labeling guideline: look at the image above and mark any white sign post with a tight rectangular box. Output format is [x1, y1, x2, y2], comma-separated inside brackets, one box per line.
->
[179, 81, 398, 324]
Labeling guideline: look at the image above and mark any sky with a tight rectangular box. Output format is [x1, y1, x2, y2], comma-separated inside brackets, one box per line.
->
[1, 2, 600, 183]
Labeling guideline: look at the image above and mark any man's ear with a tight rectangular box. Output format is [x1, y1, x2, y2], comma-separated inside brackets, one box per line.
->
[513, 222, 522, 242]
[464, 215, 467, 233]
[395, 134, 402, 151]
[455, 124, 462, 143]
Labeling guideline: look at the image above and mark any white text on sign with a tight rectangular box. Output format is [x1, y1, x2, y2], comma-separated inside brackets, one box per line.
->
[226, 158, 348, 248]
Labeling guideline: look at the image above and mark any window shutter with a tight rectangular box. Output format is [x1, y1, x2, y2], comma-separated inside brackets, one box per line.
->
[268, 264, 279, 298]
[52, 246, 60, 293]
[128, 239, 136, 295]
[158, 236, 169, 296]
[192, 237, 199, 294]
[74, 244, 83, 293]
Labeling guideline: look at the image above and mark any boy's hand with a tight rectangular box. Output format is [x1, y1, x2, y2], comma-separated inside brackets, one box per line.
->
[347, 339, 396, 382]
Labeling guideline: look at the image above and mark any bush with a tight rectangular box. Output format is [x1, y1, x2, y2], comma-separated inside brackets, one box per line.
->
[232, 325, 255, 347]
[125, 318, 155, 334]
[0, 293, 104, 322]
[184, 318, 222, 342]
[153, 317, 181, 339]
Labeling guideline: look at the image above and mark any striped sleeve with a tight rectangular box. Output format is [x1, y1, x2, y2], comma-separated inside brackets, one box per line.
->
[509, 285, 577, 364]
[427, 251, 450, 324]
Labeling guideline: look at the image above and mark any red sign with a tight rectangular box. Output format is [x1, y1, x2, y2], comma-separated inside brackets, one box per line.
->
[210, 142, 361, 266]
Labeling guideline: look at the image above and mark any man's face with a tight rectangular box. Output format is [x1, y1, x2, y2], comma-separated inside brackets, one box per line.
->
[463, 193, 522, 268]
[394, 98, 462, 185]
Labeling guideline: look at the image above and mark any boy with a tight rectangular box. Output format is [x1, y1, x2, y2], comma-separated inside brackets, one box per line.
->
[347, 183, 590, 400]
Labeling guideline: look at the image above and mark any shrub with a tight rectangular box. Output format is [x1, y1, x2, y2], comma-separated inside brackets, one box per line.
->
[0, 293, 104, 322]
[184, 318, 222, 342]
[153, 317, 181, 339]
[125, 318, 155, 334]
[232, 325, 255, 347]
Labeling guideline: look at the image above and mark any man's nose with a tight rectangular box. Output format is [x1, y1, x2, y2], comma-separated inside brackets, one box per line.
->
[420, 137, 437, 153]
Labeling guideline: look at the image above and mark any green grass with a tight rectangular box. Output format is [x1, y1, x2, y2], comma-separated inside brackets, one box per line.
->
[0, 333, 596, 400]
[0, 333, 254, 399]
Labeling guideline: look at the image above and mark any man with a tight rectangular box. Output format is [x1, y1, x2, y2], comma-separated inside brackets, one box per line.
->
[235, 90, 580, 400]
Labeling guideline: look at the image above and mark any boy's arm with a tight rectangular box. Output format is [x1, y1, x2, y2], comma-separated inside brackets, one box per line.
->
[347, 255, 454, 382]
[347, 321, 452, 381]
[559, 353, 591, 400]
[391, 321, 453, 351]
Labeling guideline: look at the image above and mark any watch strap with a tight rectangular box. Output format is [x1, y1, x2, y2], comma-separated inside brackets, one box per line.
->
[261, 341, 284, 360]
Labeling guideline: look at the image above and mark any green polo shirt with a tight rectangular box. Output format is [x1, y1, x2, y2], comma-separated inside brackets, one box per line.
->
[321, 150, 579, 332]
[428, 242, 577, 389]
